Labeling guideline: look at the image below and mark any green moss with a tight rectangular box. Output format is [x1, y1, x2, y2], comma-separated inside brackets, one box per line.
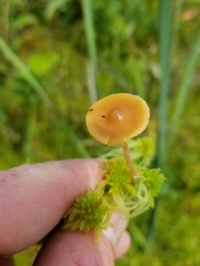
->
[62, 189, 112, 239]
[99, 159, 138, 212]
[63, 142, 165, 239]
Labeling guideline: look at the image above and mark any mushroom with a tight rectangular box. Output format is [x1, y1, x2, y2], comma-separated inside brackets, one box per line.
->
[86, 93, 150, 182]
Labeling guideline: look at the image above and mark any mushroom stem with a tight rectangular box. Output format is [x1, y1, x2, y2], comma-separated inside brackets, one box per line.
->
[122, 142, 137, 183]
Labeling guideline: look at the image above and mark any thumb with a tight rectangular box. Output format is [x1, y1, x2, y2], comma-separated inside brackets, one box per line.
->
[0, 159, 102, 255]
[33, 229, 115, 266]
[33, 213, 130, 266]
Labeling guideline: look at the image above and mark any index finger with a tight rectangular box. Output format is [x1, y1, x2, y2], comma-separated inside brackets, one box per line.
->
[0, 159, 102, 255]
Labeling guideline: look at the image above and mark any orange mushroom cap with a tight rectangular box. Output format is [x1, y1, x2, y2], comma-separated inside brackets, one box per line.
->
[86, 93, 150, 147]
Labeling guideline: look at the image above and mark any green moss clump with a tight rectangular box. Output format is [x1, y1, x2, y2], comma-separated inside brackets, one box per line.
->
[62, 137, 165, 239]
[62, 189, 112, 239]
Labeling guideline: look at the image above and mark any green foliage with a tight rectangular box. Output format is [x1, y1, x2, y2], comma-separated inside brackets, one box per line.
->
[99, 159, 137, 211]
[0, 37, 51, 104]
[63, 144, 165, 239]
[132, 137, 156, 166]
[0, 0, 199, 265]
[28, 52, 60, 76]
[138, 168, 165, 207]
[45, 0, 72, 20]
[63, 189, 112, 240]
[100, 137, 155, 167]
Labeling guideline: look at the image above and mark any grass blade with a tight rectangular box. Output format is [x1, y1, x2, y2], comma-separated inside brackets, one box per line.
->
[86, 60, 97, 105]
[0, 37, 51, 104]
[157, 0, 173, 168]
[169, 32, 200, 146]
[81, 0, 98, 104]
[147, 0, 173, 251]
[0, 0, 9, 42]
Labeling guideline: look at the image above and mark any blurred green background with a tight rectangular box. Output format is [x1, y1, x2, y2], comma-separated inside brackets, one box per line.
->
[0, 0, 200, 265]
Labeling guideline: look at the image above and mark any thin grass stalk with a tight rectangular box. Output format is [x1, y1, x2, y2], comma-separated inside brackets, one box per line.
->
[146, 0, 173, 252]
[157, 0, 173, 168]
[0, 37, 51, 105]
[81, 0, 97, 104]
[168, 32, 200, 151]
[0, 0, 9, 42]
[86, 60, 97, 104]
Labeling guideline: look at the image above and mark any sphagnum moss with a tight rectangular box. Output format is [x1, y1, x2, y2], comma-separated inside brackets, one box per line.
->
[62, 94, 165, 240]
[63, 189, 112, 240]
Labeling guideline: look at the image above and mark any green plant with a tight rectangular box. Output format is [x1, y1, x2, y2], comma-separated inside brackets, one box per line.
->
[63, 137, 165, 240]
[63, 94, 165, 240]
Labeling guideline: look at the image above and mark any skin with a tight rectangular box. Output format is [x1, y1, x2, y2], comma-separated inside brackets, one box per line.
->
[0, 159, 130, 266]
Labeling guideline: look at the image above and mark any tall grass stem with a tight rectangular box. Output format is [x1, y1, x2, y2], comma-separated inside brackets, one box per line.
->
[0, 37, 51, 104]
[168, 32, 200, 151]
[157, 0, 173, 168]
[0, 0, 9, 42]
[86, 61, 97, 105]
[81, 0, 98, 104]
[147, 0, 173, 251]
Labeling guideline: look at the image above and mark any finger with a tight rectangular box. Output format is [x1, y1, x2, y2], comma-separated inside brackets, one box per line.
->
[103, 213, 128, 246]
[0, 256, 15, 266]
[33, 230, 115, 266]
[0, 159, 102, 255]
[34, 213, 130, 265]
[115, 231, 131, 259]
[102, 213, 130, 259]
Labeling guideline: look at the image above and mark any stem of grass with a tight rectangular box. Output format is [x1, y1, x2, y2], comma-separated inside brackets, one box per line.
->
[146, 0, 173, 252]
[157, 0, 173, 168]
[0, 0, 9, 42]
[81, 0, 98, 104]
[168, 32, 200, 151]
[0, 37, 51, 105]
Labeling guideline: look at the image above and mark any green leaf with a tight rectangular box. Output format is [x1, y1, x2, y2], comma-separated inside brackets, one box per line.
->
[45, 0, 71, 20]
[28, 52, 60, 76]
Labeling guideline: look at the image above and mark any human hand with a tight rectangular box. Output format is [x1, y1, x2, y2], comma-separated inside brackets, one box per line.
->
[0, 159, 130, 266]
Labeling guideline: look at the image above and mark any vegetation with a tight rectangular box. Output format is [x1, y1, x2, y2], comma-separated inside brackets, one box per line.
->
[0, 0, 200, 265]
[63, 138, 165, 240]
